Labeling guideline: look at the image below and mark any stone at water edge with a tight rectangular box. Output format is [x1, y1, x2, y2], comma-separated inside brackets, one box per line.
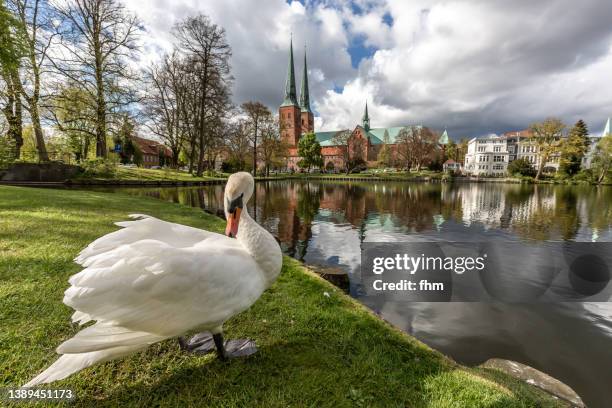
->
[480, 358, 584, 407]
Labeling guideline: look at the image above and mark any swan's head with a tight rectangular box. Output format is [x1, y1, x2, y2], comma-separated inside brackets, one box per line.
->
[224, 172, 254, 238]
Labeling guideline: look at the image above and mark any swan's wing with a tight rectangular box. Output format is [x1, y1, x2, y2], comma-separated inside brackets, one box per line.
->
[65, 238, 265, 338]
[75, 214, 221, 264]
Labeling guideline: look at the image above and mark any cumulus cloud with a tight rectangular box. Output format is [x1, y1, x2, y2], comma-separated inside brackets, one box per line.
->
[124, 0, 612, 138]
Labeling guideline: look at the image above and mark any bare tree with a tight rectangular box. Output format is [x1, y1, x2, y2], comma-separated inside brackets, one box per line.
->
[225, 118, 252, 171]
[50, 0, 141, 158]
[397, 126, 436, 171]
[332, 129, 365, 174]
[240, 101, 269, 176]
[258, 113, 286, 177]
[144, 52, 186, 167]
[173, 14, 232, 176]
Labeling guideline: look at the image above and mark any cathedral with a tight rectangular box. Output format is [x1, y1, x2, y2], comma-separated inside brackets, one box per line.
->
[279, 40, 450, 171]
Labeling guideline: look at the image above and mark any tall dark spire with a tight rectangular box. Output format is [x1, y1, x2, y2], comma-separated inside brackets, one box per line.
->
[299, 47, 311, 113]
[362, 101, 370, 131]
[281, 37, 298, 106]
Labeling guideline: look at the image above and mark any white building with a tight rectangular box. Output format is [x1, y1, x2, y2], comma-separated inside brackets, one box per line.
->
[463, 135, 509, 176]
[516, 139, 561, 173]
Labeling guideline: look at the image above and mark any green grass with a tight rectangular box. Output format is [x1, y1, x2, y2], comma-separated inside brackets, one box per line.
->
[77, 166, 226, 182]
[0, 186, 566, 407]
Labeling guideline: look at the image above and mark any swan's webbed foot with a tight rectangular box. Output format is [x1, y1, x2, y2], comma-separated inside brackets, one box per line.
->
[178, 332, 216, 353]
[178, 332, 257, 359]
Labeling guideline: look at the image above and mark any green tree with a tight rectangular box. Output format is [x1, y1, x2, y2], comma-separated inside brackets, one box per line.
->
[529, 118, 565, 180]
[114, 116, 142, 166]
[559, 119, 589, 177]
[0, 0, 27, 159]
[376, 132, 392, 168]
[591, 134, 612, 184]
[297, 132, 323, 171]
[508, 157, 536, 177]
[53, 86, 96, 162]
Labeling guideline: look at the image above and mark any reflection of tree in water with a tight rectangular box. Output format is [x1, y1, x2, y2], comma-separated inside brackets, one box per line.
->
[554, 187, 580, 240]
[292, 183, 322, 260]
[500, 185, 533, 229]
[575, 186, 612, 240]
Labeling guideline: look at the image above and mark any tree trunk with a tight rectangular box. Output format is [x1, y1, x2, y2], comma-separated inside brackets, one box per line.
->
[94, 24, 107, 158]
[30, 103, 49, 161]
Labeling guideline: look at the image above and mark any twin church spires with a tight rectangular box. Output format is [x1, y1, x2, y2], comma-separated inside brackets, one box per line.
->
[281, 38, 311, 112]
[279, 38, 313, 147]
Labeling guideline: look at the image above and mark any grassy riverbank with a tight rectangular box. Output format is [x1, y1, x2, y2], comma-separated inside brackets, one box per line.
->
[0, 186, 566, 407]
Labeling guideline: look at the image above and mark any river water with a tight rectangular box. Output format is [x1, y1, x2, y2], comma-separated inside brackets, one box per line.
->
[93, 180, 612, 406]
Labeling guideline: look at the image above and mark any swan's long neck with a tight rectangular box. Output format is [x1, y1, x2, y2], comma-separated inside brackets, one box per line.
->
[236, 207, 282, 287]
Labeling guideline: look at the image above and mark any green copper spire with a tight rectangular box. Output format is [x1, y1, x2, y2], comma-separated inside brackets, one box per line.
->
[281, 37, 298, 107]
[362, 101, 370, 131]
[603, 117, 611, 137]
[438, 128, 449, 145]
[299, 47, 311, 113]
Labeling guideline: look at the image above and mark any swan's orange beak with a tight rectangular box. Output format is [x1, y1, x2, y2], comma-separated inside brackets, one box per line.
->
[225, 208, 241, 238]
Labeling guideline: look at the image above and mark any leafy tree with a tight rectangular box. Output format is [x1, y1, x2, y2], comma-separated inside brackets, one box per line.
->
[53, 86, 96, 162]
[507, 157, 536, 177]
[529, 118, 565, 180]
[114, 116, 142, 166]
[376, 131, 392, 168]
[559, 119, 589, 177]
[591, 134, 612, 184]
[0, 0, 27, 159]
[10, 0, 54, 161]
[53, 0, 141, 158]
[297, 132, 323, 171]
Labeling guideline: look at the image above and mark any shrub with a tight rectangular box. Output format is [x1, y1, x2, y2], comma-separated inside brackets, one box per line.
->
[81, 158, 118, 178]
[508, 158, 536, 177]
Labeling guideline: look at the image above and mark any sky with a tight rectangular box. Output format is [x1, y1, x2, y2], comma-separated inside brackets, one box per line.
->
[123, 0, 612, 139]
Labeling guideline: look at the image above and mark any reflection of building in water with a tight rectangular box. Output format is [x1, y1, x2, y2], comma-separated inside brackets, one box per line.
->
[460, 184, 507, 228]
[459, 184, 558, 232]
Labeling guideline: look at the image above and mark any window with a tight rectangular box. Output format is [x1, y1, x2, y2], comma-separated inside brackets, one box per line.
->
[494, 146, 501, 152]
[493, 155, 504, 162]
[478, 146, 486, 152]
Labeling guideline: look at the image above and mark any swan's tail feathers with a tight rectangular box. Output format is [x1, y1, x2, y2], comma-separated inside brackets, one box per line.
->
[56, 323, 167, 354]
[23, 324, 168, 387]
[23, 344, 145, 388]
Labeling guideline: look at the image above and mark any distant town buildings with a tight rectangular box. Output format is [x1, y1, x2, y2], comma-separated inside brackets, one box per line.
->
[278, 40, 449, 171]
[463, 119, 609, 177]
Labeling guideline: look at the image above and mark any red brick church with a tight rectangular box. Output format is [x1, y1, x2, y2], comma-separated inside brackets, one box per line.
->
[279, 40, 450, 171]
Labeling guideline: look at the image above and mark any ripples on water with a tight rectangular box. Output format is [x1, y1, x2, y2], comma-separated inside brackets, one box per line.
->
[98, 181, 612, 407]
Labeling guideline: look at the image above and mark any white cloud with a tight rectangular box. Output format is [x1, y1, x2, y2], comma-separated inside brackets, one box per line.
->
[123, 0, 612, 137]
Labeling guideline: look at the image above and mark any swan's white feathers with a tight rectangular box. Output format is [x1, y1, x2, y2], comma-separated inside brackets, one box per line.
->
[75, 215, 217, 265]
[65, 236, 264, 336]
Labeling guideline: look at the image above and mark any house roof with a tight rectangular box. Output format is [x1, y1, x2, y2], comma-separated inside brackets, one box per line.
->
[444, 159, 457, 164]
[313, 125, 426, 146]
[132, 136, 172, 156]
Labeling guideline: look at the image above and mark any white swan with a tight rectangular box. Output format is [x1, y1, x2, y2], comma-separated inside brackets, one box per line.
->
[24, 172, 282, 387]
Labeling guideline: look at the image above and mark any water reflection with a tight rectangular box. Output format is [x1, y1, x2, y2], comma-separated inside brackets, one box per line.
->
[104, 181, 612, 407]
